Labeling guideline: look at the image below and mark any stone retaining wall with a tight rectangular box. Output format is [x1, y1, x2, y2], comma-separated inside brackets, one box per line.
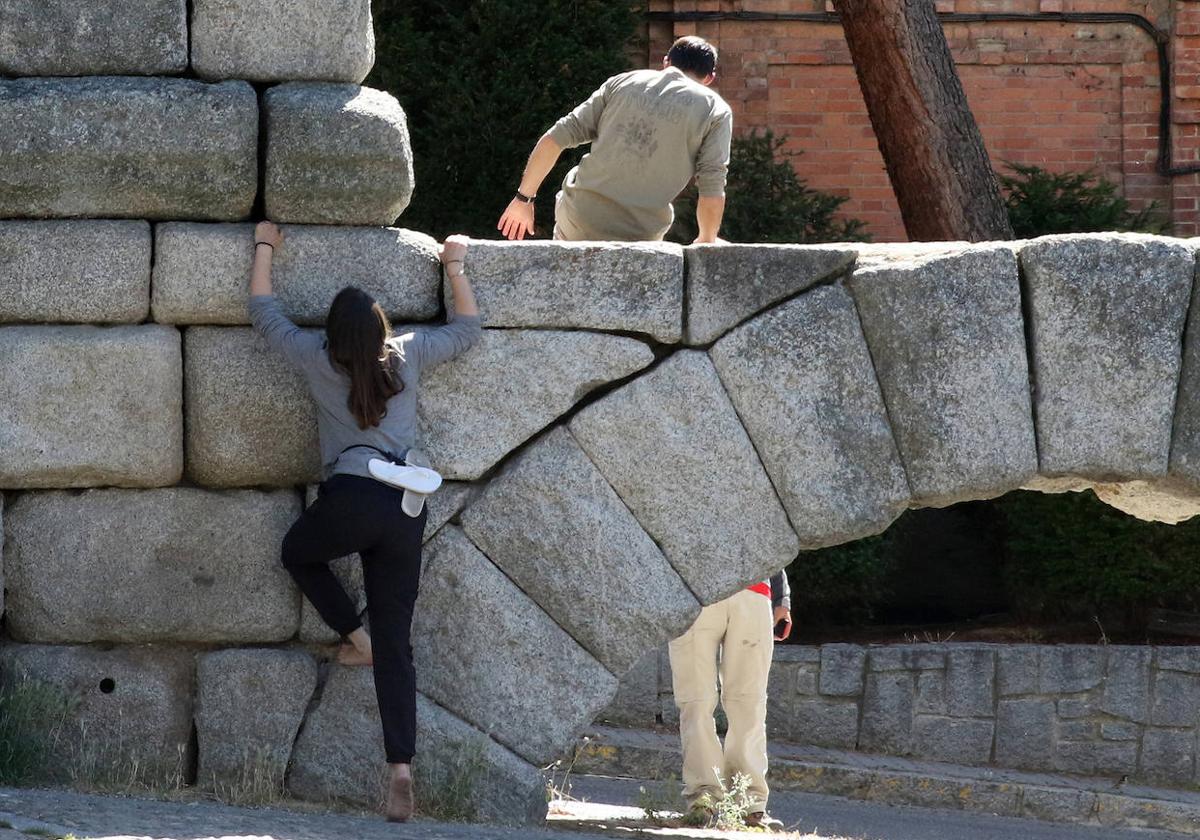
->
[3, 0, 1200, 826]
[602, 643, 1200, 787]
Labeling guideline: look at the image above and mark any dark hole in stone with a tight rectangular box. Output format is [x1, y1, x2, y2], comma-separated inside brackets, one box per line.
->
[99, 678, 115, 694]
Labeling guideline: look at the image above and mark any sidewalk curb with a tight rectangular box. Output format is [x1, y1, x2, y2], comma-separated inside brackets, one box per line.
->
[572, 726, 1200, 836]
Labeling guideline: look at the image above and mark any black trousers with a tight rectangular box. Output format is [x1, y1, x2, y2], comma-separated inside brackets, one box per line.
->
[280, 473, 427, 764]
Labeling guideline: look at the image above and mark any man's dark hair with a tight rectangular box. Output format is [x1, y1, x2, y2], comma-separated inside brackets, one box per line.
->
[667, 36, 717, 79]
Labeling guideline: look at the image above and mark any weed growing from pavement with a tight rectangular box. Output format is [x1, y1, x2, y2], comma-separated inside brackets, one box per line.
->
[696, 771, 755, 831]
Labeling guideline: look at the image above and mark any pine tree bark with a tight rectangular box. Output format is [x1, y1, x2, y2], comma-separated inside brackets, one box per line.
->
[834, 0, 1013, 241]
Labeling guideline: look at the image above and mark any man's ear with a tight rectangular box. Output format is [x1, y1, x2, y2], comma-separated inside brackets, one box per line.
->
[662, 55, 670, 69]
[702, 72, 716, 86]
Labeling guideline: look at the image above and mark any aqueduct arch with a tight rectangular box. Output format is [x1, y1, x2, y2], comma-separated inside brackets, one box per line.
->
[2, 0, 1200, 826]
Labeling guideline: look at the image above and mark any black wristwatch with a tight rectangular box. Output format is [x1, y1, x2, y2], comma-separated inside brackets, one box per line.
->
[514, 190, 536, 204]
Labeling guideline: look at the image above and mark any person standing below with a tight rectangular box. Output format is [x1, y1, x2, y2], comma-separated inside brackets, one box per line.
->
[668, 573, 792, 831]
[497, 35, 733, 244]
[248, 223, 482, 822]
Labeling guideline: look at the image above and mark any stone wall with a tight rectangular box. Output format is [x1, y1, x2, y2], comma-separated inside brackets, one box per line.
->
[4, 0, 1200, 826]
[602, 643, 1200, 788]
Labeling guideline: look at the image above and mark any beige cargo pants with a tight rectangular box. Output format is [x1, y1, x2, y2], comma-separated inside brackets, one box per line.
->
[668, 588, 773, 813]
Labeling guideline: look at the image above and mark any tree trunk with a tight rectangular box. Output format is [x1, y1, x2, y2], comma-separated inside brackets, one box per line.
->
[834, 0, 1013, 242]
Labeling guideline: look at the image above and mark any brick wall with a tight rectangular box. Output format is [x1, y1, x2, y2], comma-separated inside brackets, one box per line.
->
[648, 0, 1200, 240]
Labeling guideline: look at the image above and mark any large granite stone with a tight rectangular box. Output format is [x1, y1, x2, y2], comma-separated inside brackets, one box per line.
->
[185, 327, 320, 487]
[460, 427, 700, 674]
[420, 329, 654, 480]
[152, 224, 440, 325]
[3, 488, 300, 644]
[450, 240, 683, 342]
[196, 649, 317, 790]
[710, 286, 909, 549]
[413, 527, 617, 765]
[0, 643, 193, 782]
[847, 245, 1037, 505]
[1021, 234, 1193, 480]
[0, 498, 4, 622]
[1168, 248, 1200, 492]
[298, 482, 472, 643]
[264, 84, 412, 225]
[569, 350, 799, 605]
[0, 0, 187, 76]
[685, 244, 857, 344]
[0, 221, 150, 324]
[191, 0, 374, 83]
[288, 667, 546, 824]
[0, 77, 257, 221]
[596, 650, 663, 728]
[0, 325, 182, 488]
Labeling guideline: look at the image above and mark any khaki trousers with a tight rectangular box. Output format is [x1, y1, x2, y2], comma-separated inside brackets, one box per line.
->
[668, 588, 773, 812]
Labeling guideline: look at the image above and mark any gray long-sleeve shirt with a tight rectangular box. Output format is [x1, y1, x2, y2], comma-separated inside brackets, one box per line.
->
[768, 571, 791, 612]
[249, 294, 482, 480]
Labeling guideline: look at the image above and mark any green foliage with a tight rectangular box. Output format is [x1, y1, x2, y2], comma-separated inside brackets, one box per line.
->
[788, 531, 895, 626]
[996, 490, 1200, 625]
[368, 0, 642, 240]
[0, 675, 74, 786]
[1000, 163, 1167, 238]
[695, 771, 755, 831]
[669, 129, 869, 244]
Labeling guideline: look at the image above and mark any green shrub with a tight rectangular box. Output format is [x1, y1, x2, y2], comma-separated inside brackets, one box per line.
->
[368, 0, 642, 240]
[996, 490, 1200, 627]
[1000, 163, 1167, 238]
[787, 530, 895, 625]
[669, 130, 869, 244]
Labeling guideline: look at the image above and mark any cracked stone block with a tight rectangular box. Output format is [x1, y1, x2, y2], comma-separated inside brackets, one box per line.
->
[451, 240, 683, 342]
[264, 84, 412, 225]
[913, 716, 994, 765]
[1021, 234, 1194, 480]
[460, 427, 699, 674]
[191, 0, 374, 83]
[820, 645, 866, 697]
[184, 327, 320, 487]
[0, 643, 194, 783]
[152, 223, 440, 326]
[420, 329, 654, 481]
[4, 488, 300, 644]
[0, 77, 256, 221]
[710, 285, 910, 549]
[847, 245, 1036, 505]
[685, 243, 857, 344]
[1038, 646, 1104, 694]
[412, 527, 617, 766]
[287, 667, 546, 824]
[0, 0, 187, 75]
[570, 350, 799, 605]
[860, 671, 914, 754]
[196, 649, 317, 789]
[0, 325, 182, 489]
[0, 221, 150, 324]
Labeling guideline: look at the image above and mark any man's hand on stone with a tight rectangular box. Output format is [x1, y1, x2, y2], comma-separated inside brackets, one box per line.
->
[498, 198, 535, 240]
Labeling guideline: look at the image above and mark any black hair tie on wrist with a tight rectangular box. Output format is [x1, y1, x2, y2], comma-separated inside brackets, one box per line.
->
[255, 241, 274, 249]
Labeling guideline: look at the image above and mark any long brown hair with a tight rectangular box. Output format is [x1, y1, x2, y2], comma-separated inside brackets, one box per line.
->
[326, 287, 402, 430]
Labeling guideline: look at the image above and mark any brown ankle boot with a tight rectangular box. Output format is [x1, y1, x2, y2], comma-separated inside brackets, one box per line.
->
[386, 768, 414, 822]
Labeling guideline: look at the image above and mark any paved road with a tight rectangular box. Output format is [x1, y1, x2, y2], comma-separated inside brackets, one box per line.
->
[571, 775, 1196, 840]
[0, 780, 1193, 840]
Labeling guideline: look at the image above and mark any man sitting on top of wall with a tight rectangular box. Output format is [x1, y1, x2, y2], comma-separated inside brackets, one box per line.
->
[496, 35, 733, 244]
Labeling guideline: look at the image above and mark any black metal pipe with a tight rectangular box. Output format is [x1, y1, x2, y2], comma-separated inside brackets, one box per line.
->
[646, 9, 1200, 177]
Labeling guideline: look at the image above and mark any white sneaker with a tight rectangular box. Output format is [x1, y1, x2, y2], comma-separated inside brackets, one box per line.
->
[367, 458, 443, 495]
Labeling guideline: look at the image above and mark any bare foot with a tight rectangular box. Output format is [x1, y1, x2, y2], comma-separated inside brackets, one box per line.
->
[336, 643, 373, 667]
[386, 764, 414, 822]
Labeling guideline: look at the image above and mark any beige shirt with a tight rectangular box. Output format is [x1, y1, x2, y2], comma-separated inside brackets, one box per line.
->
[549, 67, 733, 242]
